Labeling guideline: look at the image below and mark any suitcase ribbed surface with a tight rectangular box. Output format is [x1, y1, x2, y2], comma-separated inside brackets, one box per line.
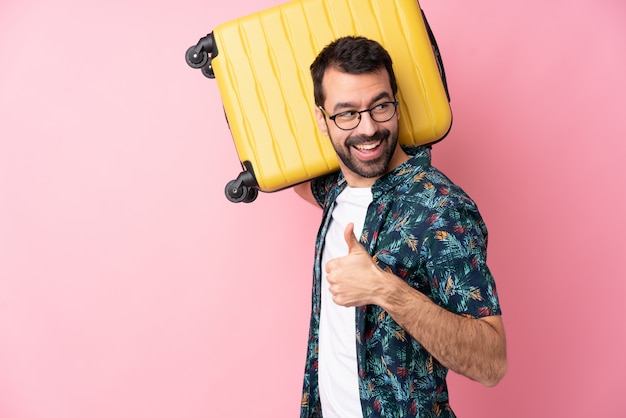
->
[211, 0, 451, 192]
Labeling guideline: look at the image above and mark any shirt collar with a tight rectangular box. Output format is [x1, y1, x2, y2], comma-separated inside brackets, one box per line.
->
[328, 145, 432, 203]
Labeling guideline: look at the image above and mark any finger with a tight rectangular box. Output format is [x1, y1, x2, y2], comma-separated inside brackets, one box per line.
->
[325, 259, 335, 274]
[344, 223, 364, 254]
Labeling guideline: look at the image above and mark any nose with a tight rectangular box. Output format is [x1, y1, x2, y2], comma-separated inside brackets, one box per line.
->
[355, 111, 378, 136]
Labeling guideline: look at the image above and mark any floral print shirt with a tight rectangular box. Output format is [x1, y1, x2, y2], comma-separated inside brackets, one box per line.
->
[300, 146, 501, 418]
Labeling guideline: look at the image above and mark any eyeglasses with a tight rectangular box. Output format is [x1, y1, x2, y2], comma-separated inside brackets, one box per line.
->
[319, 101, 399, 131]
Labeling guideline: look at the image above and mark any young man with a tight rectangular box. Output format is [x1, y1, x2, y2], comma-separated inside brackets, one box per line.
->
[294, 36, 506, 418]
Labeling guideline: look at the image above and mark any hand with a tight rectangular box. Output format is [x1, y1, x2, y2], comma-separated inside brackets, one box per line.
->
[325, 223, 387, 307]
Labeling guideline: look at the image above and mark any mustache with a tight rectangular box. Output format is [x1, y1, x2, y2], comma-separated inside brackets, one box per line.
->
[345, 129, 390, 147]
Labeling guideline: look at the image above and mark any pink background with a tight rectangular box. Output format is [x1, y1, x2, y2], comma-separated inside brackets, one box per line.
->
[1, 0, 625, 417]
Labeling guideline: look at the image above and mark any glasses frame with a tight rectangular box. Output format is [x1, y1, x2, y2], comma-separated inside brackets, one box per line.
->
[319, 100, 399, 131]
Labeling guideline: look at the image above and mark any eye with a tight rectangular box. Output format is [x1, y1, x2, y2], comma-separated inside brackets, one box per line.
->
[334, 110, 358, 121]
[372, 102, 390, 113]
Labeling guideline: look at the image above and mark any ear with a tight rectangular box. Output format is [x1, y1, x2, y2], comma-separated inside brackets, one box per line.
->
[315, 106, 329, 136]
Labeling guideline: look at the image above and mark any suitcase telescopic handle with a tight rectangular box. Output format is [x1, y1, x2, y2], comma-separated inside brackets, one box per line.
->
[185, 33, 219, 78]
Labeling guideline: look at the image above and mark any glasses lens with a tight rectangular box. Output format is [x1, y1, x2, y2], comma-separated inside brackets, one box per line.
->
[370, 102, 397, 123]
[335, 115, 360, 130]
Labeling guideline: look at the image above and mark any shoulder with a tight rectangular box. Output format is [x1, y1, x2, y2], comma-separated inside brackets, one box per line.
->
[311, 171, 343, 206]
[376, 162, 488, 247]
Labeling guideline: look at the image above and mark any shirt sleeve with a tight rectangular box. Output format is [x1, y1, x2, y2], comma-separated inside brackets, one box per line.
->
[420, 204, 502, 318]
[311, 172, 340, 207]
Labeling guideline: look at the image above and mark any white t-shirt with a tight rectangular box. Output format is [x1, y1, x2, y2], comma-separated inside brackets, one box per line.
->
[319, 186, 373, 418]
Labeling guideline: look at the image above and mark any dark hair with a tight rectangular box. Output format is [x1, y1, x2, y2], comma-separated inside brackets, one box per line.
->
[310, 36, 398, 107]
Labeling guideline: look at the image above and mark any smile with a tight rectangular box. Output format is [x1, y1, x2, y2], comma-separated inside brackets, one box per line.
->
[354, 140, 382, 151]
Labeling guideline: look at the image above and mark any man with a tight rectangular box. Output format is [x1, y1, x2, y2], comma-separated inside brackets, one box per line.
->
[294, 36, 506, 417]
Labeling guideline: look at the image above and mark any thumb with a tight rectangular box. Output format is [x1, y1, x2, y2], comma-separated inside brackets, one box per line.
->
[344, 223, 364, 254]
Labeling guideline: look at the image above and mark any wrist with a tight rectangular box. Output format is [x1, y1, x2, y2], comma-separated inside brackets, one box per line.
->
[376, 271, 408, 311]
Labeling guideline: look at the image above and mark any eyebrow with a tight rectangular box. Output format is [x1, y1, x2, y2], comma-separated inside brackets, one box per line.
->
[331, 91, 393, 113]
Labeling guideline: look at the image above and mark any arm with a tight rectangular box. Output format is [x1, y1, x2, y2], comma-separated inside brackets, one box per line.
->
[293, 171, 342, 208]
[377, 274, 507, 386]
[293, 182, 319, 207]
[325, 223, 507, 386]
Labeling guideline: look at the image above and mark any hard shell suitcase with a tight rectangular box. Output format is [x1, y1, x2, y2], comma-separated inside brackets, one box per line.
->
[186, 0, 451, 203]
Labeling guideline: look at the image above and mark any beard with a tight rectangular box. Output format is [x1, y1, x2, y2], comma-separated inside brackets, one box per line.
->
[330, 127, 399, 179]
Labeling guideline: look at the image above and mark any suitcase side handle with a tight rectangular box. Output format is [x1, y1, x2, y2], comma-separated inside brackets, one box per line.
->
[421, 9, 450, 102]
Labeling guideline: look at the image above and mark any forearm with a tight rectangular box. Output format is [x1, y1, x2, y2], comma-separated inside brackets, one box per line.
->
[376, 272, 507, 386]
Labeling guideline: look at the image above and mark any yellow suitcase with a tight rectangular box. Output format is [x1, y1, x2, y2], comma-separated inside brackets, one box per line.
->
[186, 0, 451, 202]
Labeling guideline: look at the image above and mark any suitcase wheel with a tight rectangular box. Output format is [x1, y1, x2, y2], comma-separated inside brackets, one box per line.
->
[185, 45, 209, 68]
[201, 63, 215, 79]
[225, 179, 258, 203]
[224, 168, 258, 203]
[185, 33, 218, 78]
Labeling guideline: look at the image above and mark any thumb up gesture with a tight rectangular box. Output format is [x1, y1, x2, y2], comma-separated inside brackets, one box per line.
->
[325, 223, 388, 307]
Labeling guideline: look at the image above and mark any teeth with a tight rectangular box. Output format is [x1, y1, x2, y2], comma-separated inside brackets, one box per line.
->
[355, 140, 382, 150]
